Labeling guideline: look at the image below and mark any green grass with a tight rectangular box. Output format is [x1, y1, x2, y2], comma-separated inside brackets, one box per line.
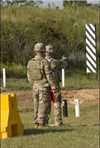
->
[0, 63, 26, 78]
[1, 101, 99, 148]
[0, 78, 31, 91]
[65, 70, 99, 89]
[0, 69, 99, 92]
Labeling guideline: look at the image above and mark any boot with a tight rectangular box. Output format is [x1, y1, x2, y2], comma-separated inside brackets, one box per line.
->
[34, 123, 39, 128]
[38, 123, 49, 128]
[49, 122, 63, 127]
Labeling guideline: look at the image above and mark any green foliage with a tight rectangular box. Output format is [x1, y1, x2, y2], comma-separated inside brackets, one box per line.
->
[6, 78, 30, 90]
[64, 69, 99, 89]
[63, 0, 87, 7]
[1, 6, 99, 66]
[1, 0, 43, 7]
[0, 67, 98, 91]
[0, 63, 27, 78]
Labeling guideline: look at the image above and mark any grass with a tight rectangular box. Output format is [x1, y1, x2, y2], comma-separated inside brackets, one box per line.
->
[0, 100, 99, 148]
[65, 69, 99, 89]
[0, 78, 30, 91]
[0, 69, 99, 91]
[0, 63, 26, 78]
[0, 69, 99, 148]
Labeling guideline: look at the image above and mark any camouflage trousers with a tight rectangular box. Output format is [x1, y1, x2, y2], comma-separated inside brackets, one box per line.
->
[32, 85, 51, 125]
[47, 89, 62, 125]
[53, 90, 62, 125]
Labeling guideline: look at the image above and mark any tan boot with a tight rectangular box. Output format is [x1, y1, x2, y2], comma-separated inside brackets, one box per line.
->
[48, 124, 56, 127]
[34, 123, 39, 128]
[55, 122, 63, 127]
[49, 122, 63, 127]
[38, 124, 49, 128]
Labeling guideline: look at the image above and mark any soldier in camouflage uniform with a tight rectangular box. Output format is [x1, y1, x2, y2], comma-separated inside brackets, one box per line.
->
[45, 45, 68, 126]
[27, 43, 59, 128]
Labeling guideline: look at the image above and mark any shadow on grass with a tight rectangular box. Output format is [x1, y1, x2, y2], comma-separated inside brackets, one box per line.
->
[24, 127, 73, 136]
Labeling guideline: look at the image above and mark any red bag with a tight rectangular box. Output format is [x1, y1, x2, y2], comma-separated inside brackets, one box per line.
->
[51, 90, 56, 103]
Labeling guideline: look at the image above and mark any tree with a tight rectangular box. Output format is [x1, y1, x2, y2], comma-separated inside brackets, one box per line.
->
[63, 0, 73, 7]
[24, 0, 43, 7]
[63, 0, 87, 7]
[1, 0, 43, 7]
[76, 0, 87, 6]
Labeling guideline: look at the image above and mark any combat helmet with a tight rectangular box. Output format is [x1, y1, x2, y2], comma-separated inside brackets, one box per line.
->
[46, 45, 54, 53]
[34, 43, 45, 52]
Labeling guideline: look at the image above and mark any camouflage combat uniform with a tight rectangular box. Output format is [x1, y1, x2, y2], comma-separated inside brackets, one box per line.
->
[47, 58, 64, 125]
[27, 55, 58, 126]
[45, 45, 68, 126]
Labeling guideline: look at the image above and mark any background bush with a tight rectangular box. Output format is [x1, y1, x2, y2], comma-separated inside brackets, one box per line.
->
[1, 5, 99, 66]
[0, 63, 26, 78]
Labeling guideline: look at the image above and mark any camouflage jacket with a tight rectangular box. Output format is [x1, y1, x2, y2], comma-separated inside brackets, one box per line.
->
[45, 58, 68, 85]
[27, 55, 58, 90]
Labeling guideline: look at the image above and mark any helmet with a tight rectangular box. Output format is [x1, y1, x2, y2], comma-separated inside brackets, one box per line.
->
[46, 45, 53, 53]
[34, 43, 45, 52]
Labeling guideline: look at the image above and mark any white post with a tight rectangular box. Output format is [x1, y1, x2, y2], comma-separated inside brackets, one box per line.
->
[62, 69, 65, 87]
[75, 99, 80, 117]
[3, 68, 6, 88]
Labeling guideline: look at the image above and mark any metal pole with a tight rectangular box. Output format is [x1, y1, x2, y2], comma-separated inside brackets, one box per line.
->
[75, 99, 80, 117]
[62, 69, 65, 88]
[3, 68, 6, 88]
[62, 100, 68, 117]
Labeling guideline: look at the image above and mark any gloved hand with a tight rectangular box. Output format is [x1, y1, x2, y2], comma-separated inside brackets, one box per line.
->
[62, 56, 68, 61]
[52, 86, 60, 93]
[61, 60, 68, 69]
[52, 88, 61, 101]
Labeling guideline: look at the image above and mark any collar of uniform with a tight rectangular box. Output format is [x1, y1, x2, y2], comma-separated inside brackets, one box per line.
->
[45, 57, 54, 62]
[35, 55, 44, 60]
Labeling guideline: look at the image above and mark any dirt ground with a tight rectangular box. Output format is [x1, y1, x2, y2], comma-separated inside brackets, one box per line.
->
[16, 88, 99, 100]
[9, 88, 99, 111]
[62, 89, 99, 101]
[1, 88, 99, 111]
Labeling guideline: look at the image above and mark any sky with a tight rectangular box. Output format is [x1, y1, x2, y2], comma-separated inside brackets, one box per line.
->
[42, 0, 99, 8]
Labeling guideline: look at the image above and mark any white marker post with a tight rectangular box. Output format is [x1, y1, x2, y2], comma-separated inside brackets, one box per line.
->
[3, 68, 6, 88]
[62, 69, 65, 87]
[75, 99, 80, 117]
